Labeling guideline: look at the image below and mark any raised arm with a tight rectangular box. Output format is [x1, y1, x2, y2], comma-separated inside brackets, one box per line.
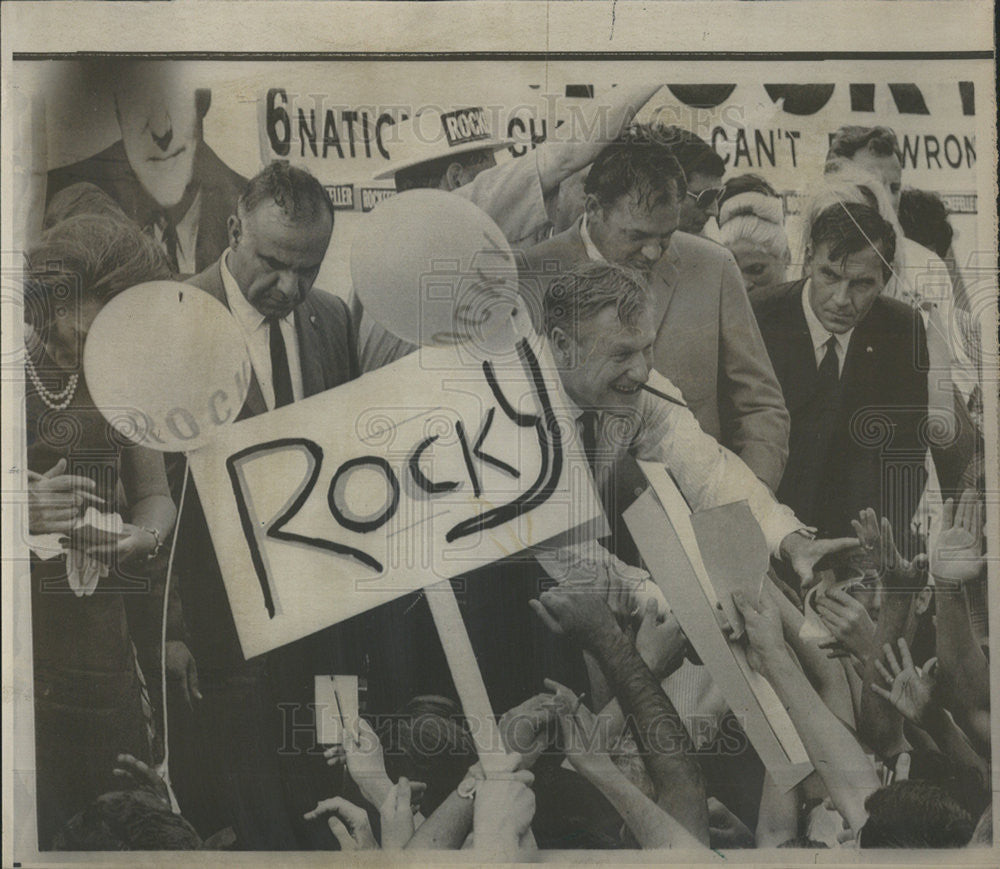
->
[534, 83, 663, 193]
[547, 680, 705, 850]
[531, 577, 709, 844]
[930, 491, 989, 751]
[733, 586, 880, 835]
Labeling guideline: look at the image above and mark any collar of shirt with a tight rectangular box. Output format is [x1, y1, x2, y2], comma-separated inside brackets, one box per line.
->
[221, 251, 266, 333]
[579, 213, 606, 263]
[801, 279, 853, 373]
[221, 252, 302, 409]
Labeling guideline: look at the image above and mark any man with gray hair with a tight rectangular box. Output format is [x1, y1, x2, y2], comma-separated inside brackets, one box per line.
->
[543, 260, 858, 589]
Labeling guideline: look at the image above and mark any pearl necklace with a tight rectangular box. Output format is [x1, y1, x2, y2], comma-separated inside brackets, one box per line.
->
[25, 352, 78, 411]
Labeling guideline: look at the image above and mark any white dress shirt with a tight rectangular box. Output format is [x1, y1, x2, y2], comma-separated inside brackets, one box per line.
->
[579, 212, 605, 262]
[566, 369, 804, 556]
[801, 279, 853, 376]
[221, 252, 304, 410]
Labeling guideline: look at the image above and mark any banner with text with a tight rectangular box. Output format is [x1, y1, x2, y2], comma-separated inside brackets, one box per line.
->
[188, 338, 605, 658]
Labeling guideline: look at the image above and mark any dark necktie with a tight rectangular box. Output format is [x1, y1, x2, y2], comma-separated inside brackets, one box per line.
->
[153, 214, 180, 273]
[268, 319, 294, 409]
[817, 335, 840, 390]
[579, 411, 599, 473]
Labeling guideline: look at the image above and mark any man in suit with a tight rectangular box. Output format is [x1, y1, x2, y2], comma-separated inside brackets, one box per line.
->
[752, 201, 928, 557]
[170, 162, 363, 849]
[47, 62, 246, 276]
[523, 129, 790, 491]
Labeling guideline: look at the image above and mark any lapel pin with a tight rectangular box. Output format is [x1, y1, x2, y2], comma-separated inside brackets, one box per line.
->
[866, 345, 873, 353]
[309, 314, 317, 326]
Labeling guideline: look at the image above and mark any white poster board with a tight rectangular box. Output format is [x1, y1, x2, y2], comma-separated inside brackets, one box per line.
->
[188, 337, 604, 658]
[624, 463, 812, 791]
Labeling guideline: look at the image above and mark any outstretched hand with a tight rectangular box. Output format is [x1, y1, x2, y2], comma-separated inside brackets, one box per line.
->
[304, 796, 377, 850]
[779, 532, 863, 590]
[870, 638, 936, 729]
[112, 753, 171, 808]
[323, 718, 393, 809]
[529, 573, 621, 650]
[851, 508, 928, 590]
[930, 491, 985, 585]
[732, 587, 785, 674]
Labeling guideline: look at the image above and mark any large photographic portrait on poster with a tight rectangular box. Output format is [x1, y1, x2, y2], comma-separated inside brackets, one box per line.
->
[2, 1, 997, 864]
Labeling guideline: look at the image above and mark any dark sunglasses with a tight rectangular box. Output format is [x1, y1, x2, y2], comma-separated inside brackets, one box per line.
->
[686, 187, 724, 211]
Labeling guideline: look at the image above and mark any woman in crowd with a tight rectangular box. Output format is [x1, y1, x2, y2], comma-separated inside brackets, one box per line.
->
[717, 173, 791, 295]
[25, 211, 178, 847]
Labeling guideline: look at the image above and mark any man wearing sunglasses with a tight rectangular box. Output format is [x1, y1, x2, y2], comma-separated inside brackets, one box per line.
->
[658, 126, 727, 236]
[523, 125, 790, 492]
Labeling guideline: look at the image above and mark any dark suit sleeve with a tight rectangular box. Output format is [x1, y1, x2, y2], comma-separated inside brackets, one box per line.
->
[716, 253, 791, 491]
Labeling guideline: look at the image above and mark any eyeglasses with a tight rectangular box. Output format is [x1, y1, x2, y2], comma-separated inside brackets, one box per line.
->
[686, 187, 725, 211]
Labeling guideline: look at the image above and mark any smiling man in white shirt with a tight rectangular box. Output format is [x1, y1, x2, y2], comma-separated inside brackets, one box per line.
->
[543, 260, 858, 591]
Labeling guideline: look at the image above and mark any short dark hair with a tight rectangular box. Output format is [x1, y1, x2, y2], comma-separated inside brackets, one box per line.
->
[25, 213, 172, 331]
[238, 160, 335, 225]
[378, 695, 477, 816]
[620, 123, 725, 181]
[585, 127, 687, 211]
[827, 125, 903, 164]
[808, 201, 896, 281]
[544, 261, 650, 339]
[898, 187, 954, 259]
[394, 148, 494, 192]
[719, 172, 779, 208]
[859, 781, 974, 848]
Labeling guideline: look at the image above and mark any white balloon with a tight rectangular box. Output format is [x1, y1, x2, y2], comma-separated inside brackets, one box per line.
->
[84, 281, 251, 452]
[351, 189, 527, 354]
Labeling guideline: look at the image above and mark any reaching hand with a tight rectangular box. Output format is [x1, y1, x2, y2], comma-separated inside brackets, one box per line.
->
[870, 638, 936, 729]
[380, 777, 418, 850]
[304, 796, 377, 850]
[472, 774, 536, 856]
[545, 678, 616, 780]
[27, 459, 104, 535]
[498, 694, 558, 769]
[851, 508, 928, 590]
[732, 587, 785, 674]
[779, 532, 863, 590]
[635, 598, 689, 680]
[930, 491, 985, 585]
[165, 641, 202, 707]
[323, 718, 393, 810]
[814, 587, 878, 662]
[529, 574, 621, 650]
[112, 753, 171, 808]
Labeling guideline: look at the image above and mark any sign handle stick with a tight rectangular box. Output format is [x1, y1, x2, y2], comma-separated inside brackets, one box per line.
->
[423, 578, 505, 773]
[424, 577, 538, 851]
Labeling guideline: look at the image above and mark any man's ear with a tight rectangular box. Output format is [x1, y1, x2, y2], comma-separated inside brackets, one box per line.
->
[803, 243, 814, 271]
[914, 585, 933, 617]
[442, 161, 465, 192]
[549, 326, 574, 365]
[227, 214, 242, 250]
[583, 193, 603, 220]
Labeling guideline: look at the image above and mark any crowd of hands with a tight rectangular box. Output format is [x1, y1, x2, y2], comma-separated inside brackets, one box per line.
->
[288, 488, 988, 854]
[71, 487, 989, 853]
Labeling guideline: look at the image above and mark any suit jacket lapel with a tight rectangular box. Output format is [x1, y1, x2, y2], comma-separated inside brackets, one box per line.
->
[295, 302, 326, 398]
[650, 244, 681, 325]
[780, 282, 823, 414]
